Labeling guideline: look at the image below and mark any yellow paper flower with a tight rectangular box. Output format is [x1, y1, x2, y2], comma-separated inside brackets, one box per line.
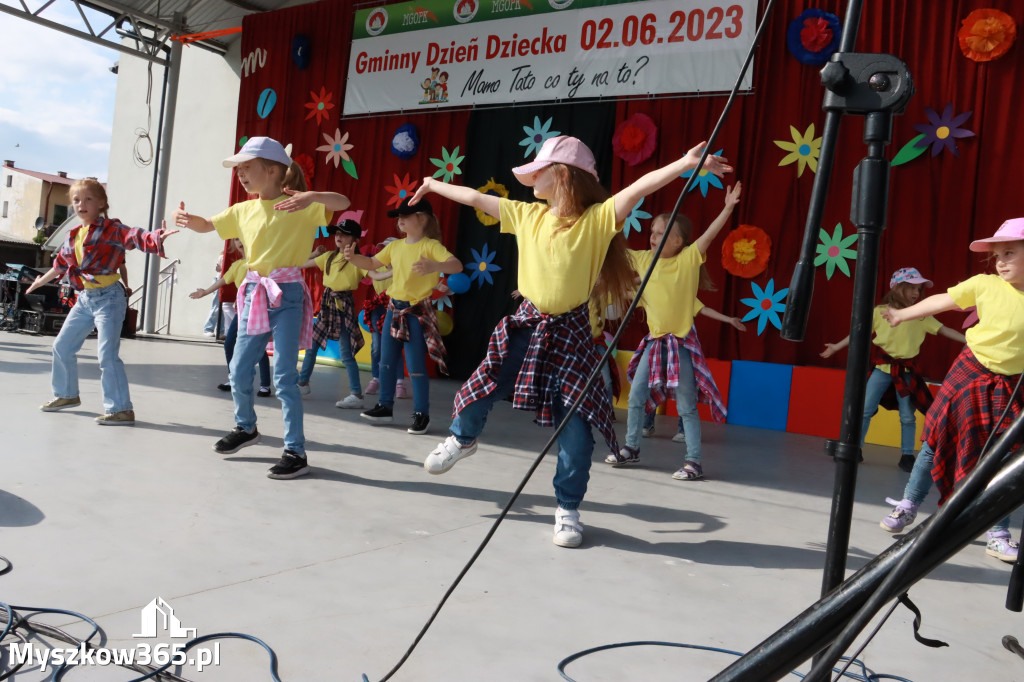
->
[775, 124, 822, 177]
[475, 178, 508, 226]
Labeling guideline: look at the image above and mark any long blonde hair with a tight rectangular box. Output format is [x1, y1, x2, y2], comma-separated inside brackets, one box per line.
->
[255, 159, 308, 193]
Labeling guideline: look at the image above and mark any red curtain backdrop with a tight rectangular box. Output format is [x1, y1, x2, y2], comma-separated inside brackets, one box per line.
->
[233, 0, 1024, 380]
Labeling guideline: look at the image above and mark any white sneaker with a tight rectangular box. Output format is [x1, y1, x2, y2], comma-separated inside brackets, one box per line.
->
[553, 507, 583, 548]
[672, 432, 686, 443]
[298, 383, 311, 396]
[641, 425, 655, 438]
[335, 393, 364, 409]
[424, 436, 477, 474]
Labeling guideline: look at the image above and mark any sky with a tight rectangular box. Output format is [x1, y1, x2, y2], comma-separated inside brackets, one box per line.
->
[0, 3, 120, 181]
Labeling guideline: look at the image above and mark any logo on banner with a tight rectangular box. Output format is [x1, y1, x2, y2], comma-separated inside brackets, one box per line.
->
[133, 597, 196, 639]
[453, 0, 479, 23]
[366, 7, 389, 35]
[547, 0, 573, 9]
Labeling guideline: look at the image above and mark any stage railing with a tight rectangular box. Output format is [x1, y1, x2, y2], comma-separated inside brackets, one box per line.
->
[129, 258, 179, 335]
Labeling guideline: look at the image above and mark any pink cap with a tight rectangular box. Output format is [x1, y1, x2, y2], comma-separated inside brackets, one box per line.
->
[889, 267, 933, 289]
[969, 218, 1024, 252]
[511, 136, 598, 185]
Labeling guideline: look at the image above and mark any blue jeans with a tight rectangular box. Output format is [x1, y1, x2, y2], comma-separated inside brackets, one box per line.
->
[642, 405, 685, 433]
[232, 282, 305, 454]
[224, 315, 271, 387]
[626, 344, 702, 462]
[379, 301, 428, 414]
[903, 441, 1009, 533]
[450, 327, 595, 510]
[299, 334, 362, 395]
[51, 282, 131, 414]
[202, 279, 220, 334]
[863, 369, 917, 455]
[370, 307, 386, 379]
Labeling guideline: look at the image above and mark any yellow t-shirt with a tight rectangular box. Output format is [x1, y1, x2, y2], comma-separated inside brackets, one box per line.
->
[211, 198, 330, 276]
[314, 252, 366, 293]
[222, 259, 249, 287]
[372, 267, 393, 295]
[949, 274, 1024, 375]
[499, 197, 620, 315]
[628, 244, 704, 339]
[871, 305, 941, 372]
[376, 237, 453, 304]
[75, 225, 121, 289]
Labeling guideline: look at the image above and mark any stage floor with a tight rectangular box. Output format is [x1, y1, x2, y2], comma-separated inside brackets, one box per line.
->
[0, 330, 1021, 681]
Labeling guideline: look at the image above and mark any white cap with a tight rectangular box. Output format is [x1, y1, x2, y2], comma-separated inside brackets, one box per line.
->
[222, 137, 291, 168]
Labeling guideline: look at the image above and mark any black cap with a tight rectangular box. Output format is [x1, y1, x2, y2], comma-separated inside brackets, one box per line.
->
[327, 219, 362, 239]
[386, 197, 433, 218]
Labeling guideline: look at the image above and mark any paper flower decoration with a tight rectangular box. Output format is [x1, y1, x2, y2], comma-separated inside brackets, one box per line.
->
[304, 86, 334, 126]
[622, 199, 651, 238]
[430, 146, 465, 182]
[435, 289, 453, 311]
[775, 124, 822, 177]
[467, 243, 502, 288]
[317, 128, 357, 178]
[740, 279, 789, 335]
[391, 123, 419, 159]
[292, 34, 311, 69]
[911, 104, 975, 157]
[722, 225, 771, 278]
[476, 178, 508, 226]
[891, 133, 928, 167]
[814, 223, 858, 279]
[786, 9, 842, 65]
[385, 173, 417, 208]
[680, 149, 725, 196]
[612, 113, 658, 166]
[958, 9, 1016, 62]
[293, 153, 315, 186]
[519, 116, 560, 158]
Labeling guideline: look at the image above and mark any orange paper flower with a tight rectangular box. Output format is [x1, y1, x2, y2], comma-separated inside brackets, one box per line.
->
[722, 225, 771, 278]
[958, 9, 1016, 62]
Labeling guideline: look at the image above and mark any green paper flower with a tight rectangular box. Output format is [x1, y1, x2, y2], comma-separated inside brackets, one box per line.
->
[430, 146, 465, 183]
[814, 223, 858, 279]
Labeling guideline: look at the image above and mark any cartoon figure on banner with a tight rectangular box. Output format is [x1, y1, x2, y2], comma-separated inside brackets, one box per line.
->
[419, 67, 450, 103]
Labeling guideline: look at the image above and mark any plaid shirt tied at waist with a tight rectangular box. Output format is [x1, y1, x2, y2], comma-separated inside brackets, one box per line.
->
[237, 267, 314, 350]
[453, 300, 619, 454]
[361, 291, 391, 333]
[627, 330, 727, 423]
[926, 347, 1023, 504]
[389, 299, 448, 375]
[312, 288, 365, 355]
[869, 345, 934, 415]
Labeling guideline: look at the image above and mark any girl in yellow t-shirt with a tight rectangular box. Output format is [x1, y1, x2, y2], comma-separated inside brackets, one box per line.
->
[409, 135, 732, 548]
[189, 239, 273, 397]
[297, 220, 367, 408]
[612, 185, 741, 481]
[821, 267, 965, 472]
[174, 136, 351, 480]
[877, 219, 1024, 563]
[343, 197, 462, 436]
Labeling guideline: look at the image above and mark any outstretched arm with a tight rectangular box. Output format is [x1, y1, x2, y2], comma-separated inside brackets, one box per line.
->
[274, 189, 351, 213]
[25, 267, 60, 294]
[411, 256, 463, 276]
[190, 276, 227, 299]
[173, 201, 215, 233]
[343, 243, 383, 271]
[699, 306, 747, 332]
[882, 294, 959, 327]
[693, 182, 742, 255]
[367, 268, 393, 281]
[613, 142, 733, 223]
[937, 325, 967, 344]
[820, 335, 850, 359]
[408, 177, 500, 218]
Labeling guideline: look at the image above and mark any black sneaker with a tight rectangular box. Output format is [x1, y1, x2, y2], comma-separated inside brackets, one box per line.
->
[898, 454, 916, 473]
[361, 403, 394, 423]
[408, 412, 430, 435]
[257, 387, 272, 398]
[216, 382, 231, 392]
[267, 450, 310, 480]
[213, 426, 261, 454]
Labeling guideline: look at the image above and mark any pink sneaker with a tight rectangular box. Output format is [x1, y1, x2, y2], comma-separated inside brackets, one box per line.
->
[396, 379, 409, 399]
[364, 377, 380, 395]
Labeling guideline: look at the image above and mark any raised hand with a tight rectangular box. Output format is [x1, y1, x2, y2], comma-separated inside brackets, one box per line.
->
[724, 182, 742, 208]
[189, 287, 208, 300]
[408, 179, 435, 206]
[274, 188, 314, 213]
[157, 220, 178, 244]
[172, 201, 192, 230]
[684, 141, 734, 177]
[342, 242, 356, 260]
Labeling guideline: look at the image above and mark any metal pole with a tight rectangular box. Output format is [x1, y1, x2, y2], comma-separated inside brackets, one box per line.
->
[143, 12, 183, 334]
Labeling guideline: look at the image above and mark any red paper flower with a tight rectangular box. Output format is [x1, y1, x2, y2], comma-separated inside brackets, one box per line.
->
[293, 153, 315, 186]
[304, 86, 335, 125]
[958, 9, 1017, 62]
[722, 225, 771, 278]
[800, 18, 833, 52]
[612, 113, 658, 166]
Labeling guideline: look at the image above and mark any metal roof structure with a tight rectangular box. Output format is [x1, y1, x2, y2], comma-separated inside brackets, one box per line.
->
[0, 0, 291, 65]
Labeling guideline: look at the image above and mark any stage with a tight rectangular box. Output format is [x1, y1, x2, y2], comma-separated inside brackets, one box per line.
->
[0, 331, 1019, 680]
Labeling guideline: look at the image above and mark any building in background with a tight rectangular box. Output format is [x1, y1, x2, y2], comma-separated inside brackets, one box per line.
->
[0, 160, 76, 267]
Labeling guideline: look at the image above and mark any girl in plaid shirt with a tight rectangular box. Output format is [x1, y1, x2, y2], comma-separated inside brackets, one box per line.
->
[30, 178, 176, 425]
[411, 135, 732, 548]
[878, 219, 1024, 563]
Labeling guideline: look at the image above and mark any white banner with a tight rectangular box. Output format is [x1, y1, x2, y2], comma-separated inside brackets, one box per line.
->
[344, 0, 756, 116]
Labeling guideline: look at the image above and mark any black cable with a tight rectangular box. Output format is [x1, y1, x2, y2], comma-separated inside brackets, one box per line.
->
[375, 3, 777, 680]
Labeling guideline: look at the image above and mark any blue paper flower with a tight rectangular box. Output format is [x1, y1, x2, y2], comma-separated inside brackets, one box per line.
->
[391, 123, 420, 159]
[740, 279, 789, 335]
[622, 199, 651, 238]
[680, 149, 725, 196]
[467, 243, 502, 288]
[435, 291, 452, 312]
[519, 116, 560, 158]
